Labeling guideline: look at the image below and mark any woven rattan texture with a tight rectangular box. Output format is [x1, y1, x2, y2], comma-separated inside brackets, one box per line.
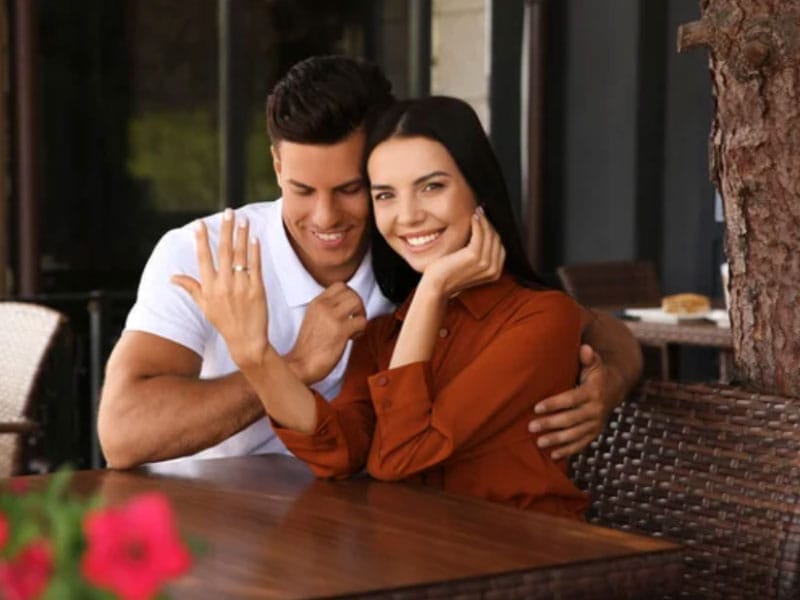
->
[557, 260, 662, 308]
[557, 260, 671, 379]
[572, 380, 800, 599]
[355, 552, 683, 599]
[624, 320, 733, 350]
[0, 302, 64, 476]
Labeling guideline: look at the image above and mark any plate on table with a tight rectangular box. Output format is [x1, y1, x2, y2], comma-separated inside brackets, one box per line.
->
[623, 307, 711, 324]
[706, 309, 731, 328]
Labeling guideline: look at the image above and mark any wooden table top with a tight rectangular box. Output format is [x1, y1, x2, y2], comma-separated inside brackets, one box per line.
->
[19, 455, 682, 599]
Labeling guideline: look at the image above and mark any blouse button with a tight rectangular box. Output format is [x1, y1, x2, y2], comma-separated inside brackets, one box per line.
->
[438, 327, 449, 338]
[376, 375, 389, 386]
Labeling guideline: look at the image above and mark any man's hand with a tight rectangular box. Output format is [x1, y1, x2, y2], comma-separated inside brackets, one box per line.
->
[528, 344, 627, 460]
[285, 283, 367, 384]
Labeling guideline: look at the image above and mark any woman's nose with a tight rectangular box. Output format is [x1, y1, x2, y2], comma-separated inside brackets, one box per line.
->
[396, 197, 423, 225]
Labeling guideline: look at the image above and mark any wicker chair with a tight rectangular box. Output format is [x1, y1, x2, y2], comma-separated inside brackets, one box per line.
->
[557, 260, 669, 379]
[571, 380, 800, 599]
[557, 260, 662, 308]
[0, 302, 67, 477]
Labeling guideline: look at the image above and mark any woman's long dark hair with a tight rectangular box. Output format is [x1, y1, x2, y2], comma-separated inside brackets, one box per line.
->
[365, 96, 546, 304]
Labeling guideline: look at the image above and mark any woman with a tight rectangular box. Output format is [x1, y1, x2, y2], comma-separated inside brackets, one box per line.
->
[176, 97, 587, 519]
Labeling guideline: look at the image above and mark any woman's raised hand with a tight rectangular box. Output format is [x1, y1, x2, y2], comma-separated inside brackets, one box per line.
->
[421, 206, 506, 300]
[171, 208, 270, 368]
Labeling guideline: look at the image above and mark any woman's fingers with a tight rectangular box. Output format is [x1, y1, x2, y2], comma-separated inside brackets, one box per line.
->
[469, 206, 485, 255]
[170, 274, 202, 302]
[194, 220, 216, 285]
[474, 207, 503, 282]
[217, 208, 235, 278]
[486, 220, 505, 280]
[232, 217, 250, 286]
[248, 236, 263, 292]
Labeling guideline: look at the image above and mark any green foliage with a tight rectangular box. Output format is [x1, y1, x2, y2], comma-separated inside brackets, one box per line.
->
[127, 110, 278, 213]
[127, 110, 219, 211]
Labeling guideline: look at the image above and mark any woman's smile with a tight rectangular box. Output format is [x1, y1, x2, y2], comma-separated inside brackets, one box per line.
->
[399, 229, 445, 251]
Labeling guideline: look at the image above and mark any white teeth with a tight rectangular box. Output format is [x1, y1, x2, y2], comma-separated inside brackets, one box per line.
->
[405, 232, 441, 247]
[314, 231, 344, 242]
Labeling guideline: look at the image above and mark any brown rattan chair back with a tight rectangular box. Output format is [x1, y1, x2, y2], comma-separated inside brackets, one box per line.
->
[557, 260, 668, 379]
[571, 380, 800, 599]
[0, 302, 66, 476]
[557, 260, 662, 308]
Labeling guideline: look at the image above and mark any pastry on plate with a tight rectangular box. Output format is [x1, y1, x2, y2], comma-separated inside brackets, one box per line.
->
[661, 293, 710, 315]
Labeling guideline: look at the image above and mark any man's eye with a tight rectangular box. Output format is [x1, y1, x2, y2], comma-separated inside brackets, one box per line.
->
[339, 184, 364, 195]
[292, 187, 313, 196]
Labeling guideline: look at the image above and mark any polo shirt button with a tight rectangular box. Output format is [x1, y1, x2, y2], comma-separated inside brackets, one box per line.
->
[439, 327, 449, 338]
[376, 375, 389, 386]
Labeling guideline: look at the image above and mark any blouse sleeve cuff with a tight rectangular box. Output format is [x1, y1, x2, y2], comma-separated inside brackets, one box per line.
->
[368, 361, 435, 420]
[270, 392, 340, 452]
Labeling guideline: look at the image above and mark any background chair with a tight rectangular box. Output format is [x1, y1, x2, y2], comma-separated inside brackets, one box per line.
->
[571, 380, 800, 599]
[557, 260, 669, 379]
[557, 259, 662, 308]
[0, 302, 68, 477]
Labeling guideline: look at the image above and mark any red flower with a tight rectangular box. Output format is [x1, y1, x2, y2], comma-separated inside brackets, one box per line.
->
[81, 493, 191, 600]
[0, 541, 53, 600]
[7, 479, 29, 495]
[0, 512, 8, 551]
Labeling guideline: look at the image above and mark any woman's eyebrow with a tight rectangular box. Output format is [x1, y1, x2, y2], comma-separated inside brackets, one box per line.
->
[413, 171, 450, 186]
[370, 171, 451, 191]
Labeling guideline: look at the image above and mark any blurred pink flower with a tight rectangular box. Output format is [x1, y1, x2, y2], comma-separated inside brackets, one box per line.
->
[7, 480, 29, 495]
[0, 541, 53, 600]
[81, 492, 191, 600]
[0, 512, 8, 550]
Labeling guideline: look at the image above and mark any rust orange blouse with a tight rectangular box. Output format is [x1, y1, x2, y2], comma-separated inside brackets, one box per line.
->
[274, 273, 588, 519]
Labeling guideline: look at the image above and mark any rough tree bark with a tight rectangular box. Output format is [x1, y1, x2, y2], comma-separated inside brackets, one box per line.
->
[678, 0, 800, 397]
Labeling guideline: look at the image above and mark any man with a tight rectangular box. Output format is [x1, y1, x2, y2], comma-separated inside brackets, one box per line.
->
[98, 56, 641, 469]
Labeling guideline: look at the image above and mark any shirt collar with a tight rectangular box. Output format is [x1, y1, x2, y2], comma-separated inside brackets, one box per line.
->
[266, 197, 375, 307]
[394, 271, 517, 322]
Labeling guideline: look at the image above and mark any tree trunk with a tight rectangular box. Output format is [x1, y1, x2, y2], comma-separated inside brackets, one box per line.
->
[678, 0, 800, 397]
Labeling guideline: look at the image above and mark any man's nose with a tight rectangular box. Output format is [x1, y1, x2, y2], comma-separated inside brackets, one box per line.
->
[311, 194, 339, 229]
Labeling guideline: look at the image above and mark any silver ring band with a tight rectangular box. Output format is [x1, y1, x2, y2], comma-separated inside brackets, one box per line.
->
[232, 264, 249, 273]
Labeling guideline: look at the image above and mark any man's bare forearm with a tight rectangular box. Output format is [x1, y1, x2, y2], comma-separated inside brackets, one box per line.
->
[97, 331, 268, 469]
[581, 309, 643, 406]
[98, 370, 264, 469]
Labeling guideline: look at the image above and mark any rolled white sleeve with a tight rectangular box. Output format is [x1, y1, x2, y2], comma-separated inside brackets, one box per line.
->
[125, 227, 211, 356]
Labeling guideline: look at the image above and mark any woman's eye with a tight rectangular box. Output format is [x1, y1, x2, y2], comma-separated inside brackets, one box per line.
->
[422, 182, 443, 193]
[372, 191, 393, 201]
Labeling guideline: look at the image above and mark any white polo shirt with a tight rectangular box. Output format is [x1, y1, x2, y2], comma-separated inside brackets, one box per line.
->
[124, 198, 395, 462]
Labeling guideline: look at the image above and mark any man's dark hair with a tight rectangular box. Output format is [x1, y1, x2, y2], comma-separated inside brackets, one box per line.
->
[364, 96, 547, 304]
[266, 55, 395, 145]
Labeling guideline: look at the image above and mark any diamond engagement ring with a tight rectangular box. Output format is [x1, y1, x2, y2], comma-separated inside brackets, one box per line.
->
[232, 264, 249, 273]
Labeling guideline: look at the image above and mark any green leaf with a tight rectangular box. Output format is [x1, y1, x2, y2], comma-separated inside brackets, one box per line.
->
[44, 467, 74, 503]
[184, 534, 208, 558]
